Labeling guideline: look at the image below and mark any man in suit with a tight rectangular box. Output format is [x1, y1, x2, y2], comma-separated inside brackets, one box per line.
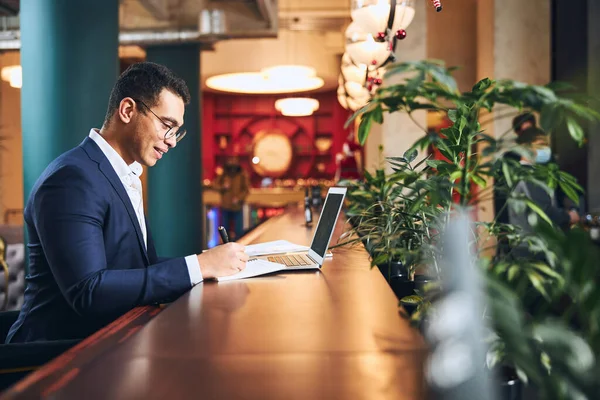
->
[6, 62, 248, 343]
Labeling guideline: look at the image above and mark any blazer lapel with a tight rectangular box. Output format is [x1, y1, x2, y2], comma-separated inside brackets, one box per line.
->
[80, 137, 150, 265]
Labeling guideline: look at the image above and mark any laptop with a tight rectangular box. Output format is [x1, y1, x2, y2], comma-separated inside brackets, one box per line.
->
[257, 187, 347, 269]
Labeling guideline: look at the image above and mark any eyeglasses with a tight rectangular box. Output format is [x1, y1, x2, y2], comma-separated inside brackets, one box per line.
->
[134, 99, 187, 142]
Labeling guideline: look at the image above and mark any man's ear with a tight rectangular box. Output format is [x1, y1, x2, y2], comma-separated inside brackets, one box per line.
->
[118, 97, 136, 124]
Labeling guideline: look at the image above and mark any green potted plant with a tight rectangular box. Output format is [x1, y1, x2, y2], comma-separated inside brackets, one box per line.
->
[338, 146, 446, 298]
[344, 59, 600, 398]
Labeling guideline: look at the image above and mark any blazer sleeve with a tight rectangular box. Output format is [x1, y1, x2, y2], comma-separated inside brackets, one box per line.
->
[32, 165, 192, 317]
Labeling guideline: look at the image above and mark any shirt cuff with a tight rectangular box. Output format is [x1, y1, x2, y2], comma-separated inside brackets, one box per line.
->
[185, 254, 203, 285]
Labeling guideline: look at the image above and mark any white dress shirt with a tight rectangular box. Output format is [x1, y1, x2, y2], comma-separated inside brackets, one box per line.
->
[89, 129, 203, 285]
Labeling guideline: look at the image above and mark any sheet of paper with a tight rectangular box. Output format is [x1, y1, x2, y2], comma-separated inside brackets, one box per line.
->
[215, 259, 285, 282]
[244, 240, 309, 257]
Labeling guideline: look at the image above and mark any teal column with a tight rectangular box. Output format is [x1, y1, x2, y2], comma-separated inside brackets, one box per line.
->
[146, 45, 203, 257]
[20, 0, 119, 202]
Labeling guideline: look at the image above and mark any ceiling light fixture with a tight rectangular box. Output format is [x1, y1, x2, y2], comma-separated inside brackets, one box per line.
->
[351, 0, 415, 37]
[345, 22, 391, 68]
[206, 71, 324, 94]
[274, 97, 320, 117]
[337, 74, 371, 111]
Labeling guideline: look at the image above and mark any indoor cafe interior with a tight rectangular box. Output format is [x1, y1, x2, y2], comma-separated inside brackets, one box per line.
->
[0, 0, 599, 399]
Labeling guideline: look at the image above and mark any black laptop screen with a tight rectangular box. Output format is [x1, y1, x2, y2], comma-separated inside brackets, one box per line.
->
[309, 193, 344, 257]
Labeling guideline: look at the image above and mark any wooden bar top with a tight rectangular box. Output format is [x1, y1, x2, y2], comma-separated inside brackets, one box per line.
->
[2, 206, 426, 400]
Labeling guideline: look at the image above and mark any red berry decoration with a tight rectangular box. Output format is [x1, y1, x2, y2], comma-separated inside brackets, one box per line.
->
[396, 29, 407, 40]
[376, 31, 386, 42]
[371, 59, 377, 65]
[375, 78, 383, 85]
[431, 0, 443, 12]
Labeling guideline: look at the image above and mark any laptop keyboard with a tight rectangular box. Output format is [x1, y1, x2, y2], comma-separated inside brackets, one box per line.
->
[268, 254, 314, 266]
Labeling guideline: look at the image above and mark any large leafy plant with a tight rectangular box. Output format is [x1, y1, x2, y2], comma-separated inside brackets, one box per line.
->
[338, 147, 446, 276]
[344, 60, 600, 398]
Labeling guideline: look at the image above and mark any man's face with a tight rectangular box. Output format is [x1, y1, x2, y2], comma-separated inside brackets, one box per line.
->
[526, 135, 550, 160]
[518, 121, 534, 134]
[531, 135, 549, 149]
[130, 89, 185, 167]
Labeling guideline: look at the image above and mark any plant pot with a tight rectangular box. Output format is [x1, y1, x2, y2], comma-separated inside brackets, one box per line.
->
[391, 278, 415, 301]
[376, 261, 408, 282]
[377, 261, 415, 300]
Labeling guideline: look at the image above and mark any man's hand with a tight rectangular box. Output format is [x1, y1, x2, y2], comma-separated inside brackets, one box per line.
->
[197, 243, 248, 279]
[568, 210, 580, 225]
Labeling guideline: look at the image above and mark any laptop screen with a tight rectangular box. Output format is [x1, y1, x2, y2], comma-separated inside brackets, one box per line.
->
[309, 191, 345, 258]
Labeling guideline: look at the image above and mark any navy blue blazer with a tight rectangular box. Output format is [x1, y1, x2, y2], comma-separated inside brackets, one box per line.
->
[6, 137, 192, 343]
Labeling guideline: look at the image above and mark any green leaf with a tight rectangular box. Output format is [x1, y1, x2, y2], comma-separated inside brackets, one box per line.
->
[400, 295, 423, 304]
[472, 77, 493, 93]
[449, 170, 463, 182]
[546, 81, 576, 92]
[471, 174, 487, 188]
[540, 104, 556, 132]
[358, 114, 373, 145]
[530, 262, 563, 282]
[486, 349, 502, 369]
[448, 109, 458, 122]
[501, 162, 513, 187]
[383, 62, 413, 79]
[532, 85, 557, 102]
[457, 116, 467, 134]
[569, 103, 600, 121]
[524, 198, 553, 226]
[558, 181, 581, 204]
[515, 368, 529, 385]
[566, 117, 585, 144]
[404, 148, 418, 163]
[426, 160, 446, 169]
[429, 65, 458, 93]
[344, 101, 372, 129]
[508, 265, 519, 281]
[540, 103, 560, 132]
[372, 254, 388, 266]
[527, 270, 550, 300]
[372, 104, 384, 124]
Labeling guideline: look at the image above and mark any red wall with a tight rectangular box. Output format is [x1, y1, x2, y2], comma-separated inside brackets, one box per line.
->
[202, 91, 351, 186]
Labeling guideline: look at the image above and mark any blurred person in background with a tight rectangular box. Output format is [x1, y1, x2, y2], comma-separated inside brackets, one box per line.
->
[508, 127, 580, 260]
[494, 113, 540, 257]
[215, 156, 250, 240]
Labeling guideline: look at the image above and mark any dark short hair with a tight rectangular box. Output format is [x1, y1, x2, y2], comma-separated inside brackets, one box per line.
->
[104, 62, 191, 125]
[516, 127, 547, 145]
[512, 112, 536, 134]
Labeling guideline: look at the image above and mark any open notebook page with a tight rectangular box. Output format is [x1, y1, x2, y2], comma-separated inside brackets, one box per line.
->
[215, 259, 286, 282]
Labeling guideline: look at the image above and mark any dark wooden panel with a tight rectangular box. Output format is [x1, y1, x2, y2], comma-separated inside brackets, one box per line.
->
[2, 207, 426, 399]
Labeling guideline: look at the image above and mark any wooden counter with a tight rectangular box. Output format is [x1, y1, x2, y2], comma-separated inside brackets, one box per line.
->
[2, 206, 426, 400]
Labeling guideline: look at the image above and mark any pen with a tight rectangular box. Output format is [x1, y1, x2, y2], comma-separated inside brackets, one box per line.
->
[218, 226, 230, 244]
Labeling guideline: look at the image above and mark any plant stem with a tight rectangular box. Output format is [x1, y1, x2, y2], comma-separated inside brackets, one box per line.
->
[408, 112, 428, 134]
[461, 131, 473, 207]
